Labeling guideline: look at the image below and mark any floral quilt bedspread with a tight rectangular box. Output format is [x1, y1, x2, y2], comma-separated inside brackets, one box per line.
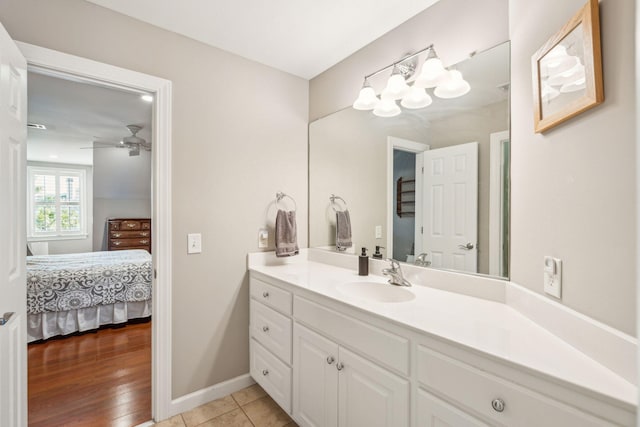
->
[26, 250, 152, 314]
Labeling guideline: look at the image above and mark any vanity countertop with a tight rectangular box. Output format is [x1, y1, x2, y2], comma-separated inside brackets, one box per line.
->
[249, 257, 636, 408]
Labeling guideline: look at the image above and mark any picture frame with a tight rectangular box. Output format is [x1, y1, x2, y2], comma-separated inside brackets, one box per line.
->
[531, 0, 603, 133]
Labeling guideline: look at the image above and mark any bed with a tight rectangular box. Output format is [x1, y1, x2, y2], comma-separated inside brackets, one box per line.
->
[26, 249, 152, 342]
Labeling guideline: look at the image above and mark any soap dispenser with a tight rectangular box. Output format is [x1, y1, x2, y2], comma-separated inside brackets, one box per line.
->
[372, 246, 385, 259]
[358, 247, 369, 276]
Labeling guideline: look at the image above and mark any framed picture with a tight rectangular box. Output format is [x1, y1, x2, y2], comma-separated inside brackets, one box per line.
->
[531, 0, 603, 133]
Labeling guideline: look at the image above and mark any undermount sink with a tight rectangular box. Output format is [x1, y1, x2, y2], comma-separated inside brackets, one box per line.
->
[336, 281, 415, 303]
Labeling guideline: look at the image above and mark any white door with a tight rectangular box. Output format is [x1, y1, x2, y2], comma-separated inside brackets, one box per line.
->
[0, 22, 28, 427]
[337, 347, 409, 427]
[418, 142, 478, 272]
[416, 389, 488, 427]
[293, 324, 339, 427]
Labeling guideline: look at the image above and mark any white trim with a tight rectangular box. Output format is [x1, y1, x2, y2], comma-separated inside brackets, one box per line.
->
[488, 130, 509, 276]
[170, 374, 255, 416]
[17, 42, 173, 422]
[386, 137, 429, 260]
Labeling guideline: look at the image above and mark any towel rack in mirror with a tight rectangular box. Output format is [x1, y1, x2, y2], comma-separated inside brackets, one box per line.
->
[330, 194, 348, 212]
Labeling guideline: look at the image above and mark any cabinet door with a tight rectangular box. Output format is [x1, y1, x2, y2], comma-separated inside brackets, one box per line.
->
[293, 324, 339, 427]
[337, 347, 409, 427]
[416, 388, 488, 427]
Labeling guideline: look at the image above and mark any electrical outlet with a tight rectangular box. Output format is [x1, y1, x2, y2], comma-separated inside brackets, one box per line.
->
[258, 228, 268, 248]
[543, 256, 562, 298]
[187, 233, 202, 254]
[375, 225, 382, 239]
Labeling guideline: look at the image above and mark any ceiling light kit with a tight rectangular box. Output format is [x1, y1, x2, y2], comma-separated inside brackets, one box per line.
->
[353, 45, 471, 117]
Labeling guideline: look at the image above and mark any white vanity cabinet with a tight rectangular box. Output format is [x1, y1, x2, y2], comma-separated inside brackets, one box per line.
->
[248, 268, 636, 427]
[293, 322, 409, 427]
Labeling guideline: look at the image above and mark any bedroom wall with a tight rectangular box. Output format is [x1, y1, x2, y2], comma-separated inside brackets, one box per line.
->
[92, 146, 152, 251]
[0, 0, 309, 399]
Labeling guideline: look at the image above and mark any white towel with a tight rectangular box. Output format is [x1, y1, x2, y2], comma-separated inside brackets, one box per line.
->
[336, 210, 352, 251]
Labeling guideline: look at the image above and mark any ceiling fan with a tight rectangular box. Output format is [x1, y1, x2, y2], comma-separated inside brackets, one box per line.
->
[82, 124, 151, 156]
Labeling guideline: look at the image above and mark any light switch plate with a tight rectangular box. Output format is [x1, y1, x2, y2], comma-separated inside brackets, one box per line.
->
[187, 233, 202, 254]
[258, 228, 268, 248]
[375, 225, 382, 239]
[543, 256, 562, 298]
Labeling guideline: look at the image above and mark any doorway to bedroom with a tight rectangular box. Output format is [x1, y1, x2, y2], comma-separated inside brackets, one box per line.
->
[25, 70, 154, 426]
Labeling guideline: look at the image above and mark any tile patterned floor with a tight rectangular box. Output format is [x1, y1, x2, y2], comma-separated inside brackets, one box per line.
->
[154, 384, 298, 427]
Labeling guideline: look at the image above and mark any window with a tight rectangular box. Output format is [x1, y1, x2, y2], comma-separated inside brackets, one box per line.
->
[27, 165, 88, 240]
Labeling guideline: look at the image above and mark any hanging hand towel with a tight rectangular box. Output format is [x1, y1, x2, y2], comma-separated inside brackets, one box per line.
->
[336, 209, 352, 251]
[275, 209, 299, 257]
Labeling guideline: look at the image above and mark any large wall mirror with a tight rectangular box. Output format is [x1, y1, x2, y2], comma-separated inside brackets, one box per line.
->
[309, 41, 510, 279]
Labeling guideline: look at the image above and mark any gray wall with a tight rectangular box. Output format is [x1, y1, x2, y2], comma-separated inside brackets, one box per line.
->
[310, 0, 636, 335]
[93, 147, 152, 251]
[0, 0, 309, 398]
[509, 0, 635, 334]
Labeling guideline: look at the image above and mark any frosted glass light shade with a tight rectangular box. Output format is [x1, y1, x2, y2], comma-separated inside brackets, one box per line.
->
[353, 84, 379, 110]
[414, 57, 449, 88]
[381, 71, 410, 100]
[373, 98, 401, 117]
[401, 86, 432, 109]
[434, 70, 471, 99]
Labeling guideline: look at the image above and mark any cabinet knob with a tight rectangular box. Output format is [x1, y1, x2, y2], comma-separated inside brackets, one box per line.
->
[262, 369, 269, 376]
[326, 356, 335, 364]
[262, 291, 269, 298]
[336, 362, 344, 371]
[262, 325, 269, 332]
[491, 398, 505, 413]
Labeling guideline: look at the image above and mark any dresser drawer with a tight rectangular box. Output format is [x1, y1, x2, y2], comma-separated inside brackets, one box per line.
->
[251, 338, 292, 413]
[110, 238, 151, 248]
[250, 278, 292, 315]
[120, 220, 144, 230]
[294, 296, 409, 376]
[110, 230, 151, 239]
[417, 346, 615, 427]
[250, 300, 292, 364]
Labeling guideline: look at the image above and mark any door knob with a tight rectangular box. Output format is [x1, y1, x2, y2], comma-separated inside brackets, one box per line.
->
[458, 242, 475, 250]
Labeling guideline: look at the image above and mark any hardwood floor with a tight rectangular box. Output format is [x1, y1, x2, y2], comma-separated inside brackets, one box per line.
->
[28, 320, 152, 427]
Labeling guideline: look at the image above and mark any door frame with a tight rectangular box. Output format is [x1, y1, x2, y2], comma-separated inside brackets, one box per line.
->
[489, 130, 509, 276]
[16, 42, 173, 421]
[386, 137, 429, 260]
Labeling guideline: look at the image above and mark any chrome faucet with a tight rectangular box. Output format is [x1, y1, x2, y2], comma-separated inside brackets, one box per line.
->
[382, 259, 412, 287]
[415, 252, 431, 267]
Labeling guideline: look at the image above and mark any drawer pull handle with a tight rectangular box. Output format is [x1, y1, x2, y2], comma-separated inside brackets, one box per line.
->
[336, 362, 344, 371]
[262, 369, 269, 376]
[141, 232, 149, 237]
[127, 223, 136, 228]
[262, 291, 269, 298]
[113, 242, 121, 246]
[140, 240, 150, 244]
[113, 233, 121, 237]
[262, 325, 269, 332]
[326, 356, 335, 365]
[491, 398, 505, 413]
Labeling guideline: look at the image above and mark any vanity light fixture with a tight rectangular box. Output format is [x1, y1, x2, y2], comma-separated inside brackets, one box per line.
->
[353, 44, 471, 118]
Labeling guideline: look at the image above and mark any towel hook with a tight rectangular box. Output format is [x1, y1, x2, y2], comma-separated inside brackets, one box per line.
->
[330, 194, 348, 213]
[276, 192, 297, 212]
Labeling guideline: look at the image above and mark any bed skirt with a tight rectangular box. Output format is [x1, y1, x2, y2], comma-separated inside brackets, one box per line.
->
[28, 300, 152, 343]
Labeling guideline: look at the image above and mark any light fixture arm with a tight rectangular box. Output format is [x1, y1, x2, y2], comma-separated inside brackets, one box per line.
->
[363, 44, 434, 81]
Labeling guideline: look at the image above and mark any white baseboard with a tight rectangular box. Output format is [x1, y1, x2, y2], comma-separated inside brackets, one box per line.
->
[169, 373, 255, 417]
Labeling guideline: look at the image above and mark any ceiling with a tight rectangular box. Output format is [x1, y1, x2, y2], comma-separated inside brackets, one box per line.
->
[85, 0, 442, 79]
[27, 72, 152, 165]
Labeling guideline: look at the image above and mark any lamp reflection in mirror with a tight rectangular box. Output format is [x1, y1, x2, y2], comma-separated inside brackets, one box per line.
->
[381, 65, 411, 100]
[373, 98, 402, 117]
[401, 86, 432, 109]
[414, 48, 449, 88]
[434, 69, 471, 99]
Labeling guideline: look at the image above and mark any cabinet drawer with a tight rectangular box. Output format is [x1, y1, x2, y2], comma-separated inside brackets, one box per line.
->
[251, 338, 292, 414]
[250, 278, 292, 315]
[110, 238, 151, 248]
[417, 346, 615, 427]
[110, 230, 150, 239]
[250, 300, 292, 364]
[417, 388, 488, 427]
[120, 220, 144, 230]
[294, 296, 409, 376]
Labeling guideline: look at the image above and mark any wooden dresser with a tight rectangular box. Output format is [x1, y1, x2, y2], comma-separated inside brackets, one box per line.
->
[107, 218, 151, 253]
